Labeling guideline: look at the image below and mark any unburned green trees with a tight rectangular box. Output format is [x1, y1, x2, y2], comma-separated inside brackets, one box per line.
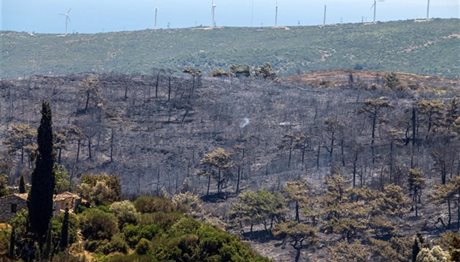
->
[230, 189, 286, 233]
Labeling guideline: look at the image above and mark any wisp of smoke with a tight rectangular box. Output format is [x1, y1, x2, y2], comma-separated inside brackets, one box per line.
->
[240, 117, 250, 128]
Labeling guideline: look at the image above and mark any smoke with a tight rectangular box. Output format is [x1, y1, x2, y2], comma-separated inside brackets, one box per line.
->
[240, 117, 250, 128]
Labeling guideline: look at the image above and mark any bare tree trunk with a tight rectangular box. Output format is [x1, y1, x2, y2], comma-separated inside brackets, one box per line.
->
[371, 111, 377, 164]
[448, 198, 452, 227]
[236, 165, 241, 194]
[85, 90, 90, 111]
[110, 129, 114, 162]
[76, 139, 81, 162]
[295, 200, 300, 222]
[87, 138, 92, 160]
[316, 144, 321, 170]
[353, 152, 358, 188]
[155, 74, 159, 98]
[168, 76, 171, 101]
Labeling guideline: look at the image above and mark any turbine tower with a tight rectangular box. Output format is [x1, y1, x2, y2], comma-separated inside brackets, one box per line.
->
[212, 0, 217, 27]
[323, 5, 327, 26]
[154, 7, 158, 28]
[59, 8, 72, 35]
[275, 1, 278, 27]
[426, 0, 431, 19]
[251, 0, 255, 27]
[371, 0, 384, 23]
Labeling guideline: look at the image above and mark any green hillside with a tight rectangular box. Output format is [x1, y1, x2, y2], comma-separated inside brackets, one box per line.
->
[1, 18, 459, 78]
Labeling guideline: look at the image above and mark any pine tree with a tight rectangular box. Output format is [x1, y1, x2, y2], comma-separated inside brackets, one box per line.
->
[60, 208, 69, 251]
[19, 175, 26, 193]
[28, 102, 55, 245]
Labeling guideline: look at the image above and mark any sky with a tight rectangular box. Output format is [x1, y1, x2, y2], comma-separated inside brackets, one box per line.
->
[1, 0, 459, 33]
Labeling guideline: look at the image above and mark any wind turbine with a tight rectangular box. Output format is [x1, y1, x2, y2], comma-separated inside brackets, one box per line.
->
[59, 8, 72, 35]
[371, 0, 384, 23]
[426, 0, 431, 20]
[251, 0, 255, 27]
[323, 5, 327, 26]
[275, 1, 278, 27]
[212, 0, 217, 27]
[154, 7, 158, 28]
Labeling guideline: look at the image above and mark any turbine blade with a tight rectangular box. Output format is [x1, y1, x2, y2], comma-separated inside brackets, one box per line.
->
[67, 8, 72, 14]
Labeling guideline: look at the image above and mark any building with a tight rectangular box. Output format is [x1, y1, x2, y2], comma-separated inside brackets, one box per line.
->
[0, 193, 28, 222]
[0, 192, 82, 223]
[53, 191, 81, 216]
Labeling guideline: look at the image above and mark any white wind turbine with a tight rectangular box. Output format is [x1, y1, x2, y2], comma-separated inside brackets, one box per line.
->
[426, 0, 431, 20]
[212, 0, 217, 27]
[371, 0, 384, 23]
[275, 1, 278, 27]
[59, 8, 72, 35]
[154, 7, 158, 28]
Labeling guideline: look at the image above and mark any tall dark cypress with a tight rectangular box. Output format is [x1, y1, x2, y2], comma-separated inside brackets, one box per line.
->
[59, 208, 69, 251]
[19, 175, 26, 193]
[9, 226, 16, 258]
[28, 102, 55, 245]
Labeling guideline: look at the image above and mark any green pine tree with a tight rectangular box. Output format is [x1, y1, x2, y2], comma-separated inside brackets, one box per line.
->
[28, 102, 55, 246]
[19, 175, 26, 193]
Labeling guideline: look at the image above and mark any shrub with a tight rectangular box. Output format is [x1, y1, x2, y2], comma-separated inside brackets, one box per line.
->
[110, 201, 139, 228]
[79, 173, 121, 205]
[134, 196, 176, 213]
[171, 217, 201, 236]
[135, 238, 152, 255]
[172, 192, 203, 217]
[79, 208, 118, 241]
[140, 212, 183, 229]
[122, 224, 160, 248]
[97, 234, 129, 255]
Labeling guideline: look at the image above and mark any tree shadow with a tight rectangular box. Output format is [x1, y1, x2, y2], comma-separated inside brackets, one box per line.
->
[200, 192, 236, 203]
[242, 230, 275, 243]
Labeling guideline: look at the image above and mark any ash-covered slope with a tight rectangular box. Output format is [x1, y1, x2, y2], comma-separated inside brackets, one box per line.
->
[0, 71, 458, 197]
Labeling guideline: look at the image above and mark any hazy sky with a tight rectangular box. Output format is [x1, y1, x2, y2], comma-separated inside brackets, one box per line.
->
[1, 0, 459, 33]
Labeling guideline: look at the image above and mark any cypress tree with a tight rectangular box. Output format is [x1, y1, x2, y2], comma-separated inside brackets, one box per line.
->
[59, 208, 69, 251]
[19, 175, 26, 193]
[43, 222, 53, 260]
[28, 102, 55, 245]
[9, 226, 16, 258]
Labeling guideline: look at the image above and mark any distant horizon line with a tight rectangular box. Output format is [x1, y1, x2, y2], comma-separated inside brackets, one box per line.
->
[1, 17, 458, 35]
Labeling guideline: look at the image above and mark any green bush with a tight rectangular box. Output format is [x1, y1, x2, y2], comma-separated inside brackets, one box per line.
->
[134, 196, 177, 213]
[106, 254, 157, 262]
[135, 238, 152, 255]
[97, 234, 129, 255]
[139, 212, 183, 229]
[110, 201, 139, 228]
[0, 227, 11, 256]
[79, 208, 118, 241]
[122, 224, 160, 248]
[153, 222, 269, 262]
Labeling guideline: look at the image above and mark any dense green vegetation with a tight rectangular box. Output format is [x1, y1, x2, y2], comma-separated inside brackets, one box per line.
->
[1, 174, 269, 261]
[1, 19, 459, 78]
